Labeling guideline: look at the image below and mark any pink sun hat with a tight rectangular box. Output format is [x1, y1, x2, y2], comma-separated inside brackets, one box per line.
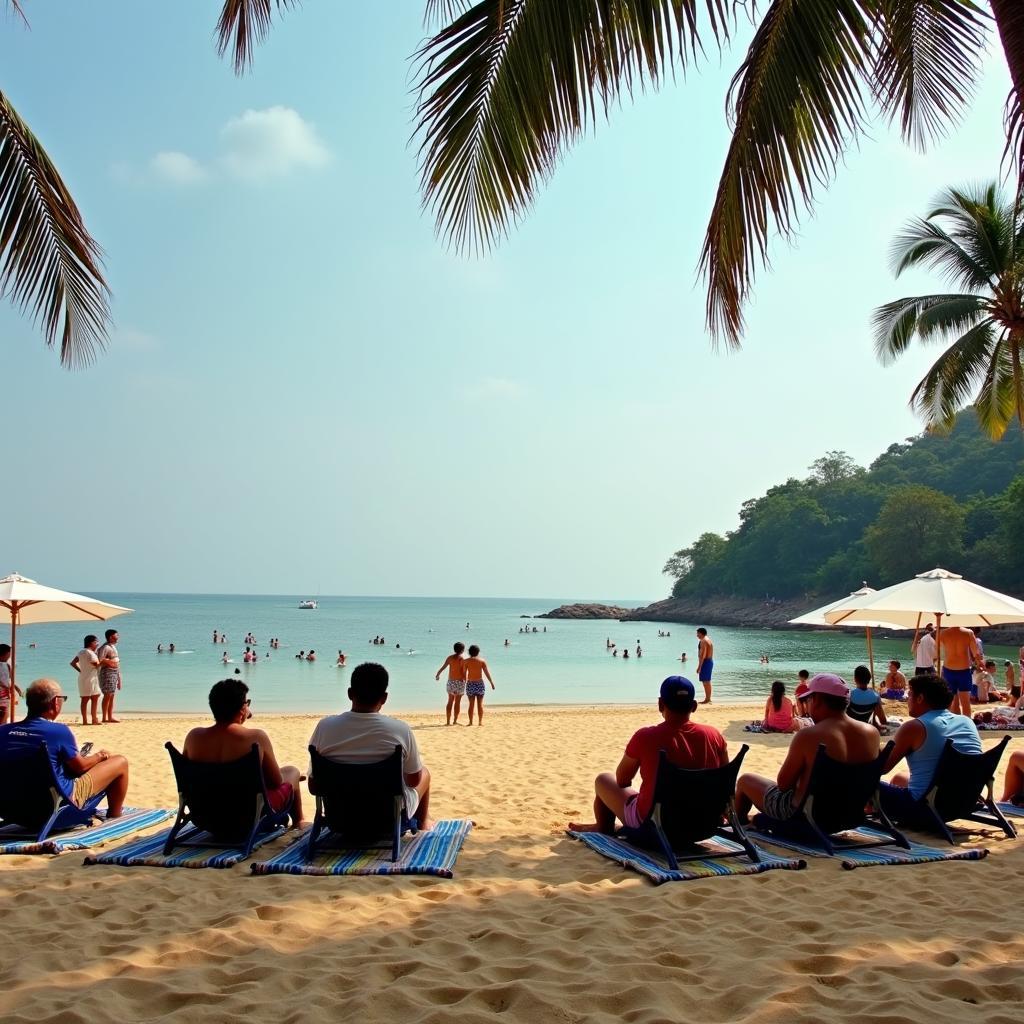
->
[805, 673, 850, 698]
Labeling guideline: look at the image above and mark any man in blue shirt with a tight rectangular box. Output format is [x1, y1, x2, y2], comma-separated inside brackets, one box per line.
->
[0, 678, 130, 816]
[878, 673, 981, 821]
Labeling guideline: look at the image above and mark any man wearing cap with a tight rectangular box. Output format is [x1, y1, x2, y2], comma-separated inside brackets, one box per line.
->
[876, 673, 981, 821]
[735, 674, 880, 824]
[568, 676, 728, 835]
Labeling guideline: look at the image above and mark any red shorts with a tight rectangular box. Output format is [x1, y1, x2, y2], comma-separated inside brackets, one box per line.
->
[266, 782, 293, 813]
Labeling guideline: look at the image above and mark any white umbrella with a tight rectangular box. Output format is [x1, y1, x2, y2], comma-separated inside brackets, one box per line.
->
[822, 568, 1024, 673]
[790, 586, 906, 683]
[0, 573, 132, 719]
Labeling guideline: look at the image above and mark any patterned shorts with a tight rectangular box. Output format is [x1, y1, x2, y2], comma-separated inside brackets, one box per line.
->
[99, 668, 119, 695]
[763, 785, 799, 820]
[446, 679, 466, 696]
[466, 681, 486, 698]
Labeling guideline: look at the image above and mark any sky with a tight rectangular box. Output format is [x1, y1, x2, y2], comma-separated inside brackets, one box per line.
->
[0, 3, 1015, 600]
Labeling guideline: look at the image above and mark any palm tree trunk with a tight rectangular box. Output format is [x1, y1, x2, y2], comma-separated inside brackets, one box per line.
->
[992, 0, 1024, 172]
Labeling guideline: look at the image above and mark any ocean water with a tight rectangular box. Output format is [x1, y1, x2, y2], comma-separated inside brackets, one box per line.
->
[8, 593, 1020, 714]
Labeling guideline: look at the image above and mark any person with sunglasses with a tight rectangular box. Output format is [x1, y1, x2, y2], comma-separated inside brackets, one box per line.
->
[182, 678, 305, 826]
[0, 677, 129, 816]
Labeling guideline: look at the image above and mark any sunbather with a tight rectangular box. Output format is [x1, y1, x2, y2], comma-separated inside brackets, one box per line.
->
[761, 681, 801, 732]
[848, 665, 887, 729]
[735, 674, 879, 824]
[183, 679, 305, 826]
[1000, 750, 1024, 805]
[0, 678, 129, 817]
[308, 662, 433, 830]
[569, 676, 728, 835]
[877, 673, 981, 821]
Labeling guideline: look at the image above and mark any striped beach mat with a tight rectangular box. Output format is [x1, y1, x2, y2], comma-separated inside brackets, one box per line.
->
[750, 825, 989, 870]
[566, 830, 806, 884]
[83, 823, 287, 868]
[997, 802, 1024, 819]
[0, 807, 174, 856]
[251, 819, 473, 877]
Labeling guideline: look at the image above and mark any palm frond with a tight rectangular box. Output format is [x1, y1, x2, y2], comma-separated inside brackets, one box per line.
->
[412, 1, 731, 255]
[5, 1, 28, 27]
[889, 215, 995, 289]
[871, 293, 988, 362]
[973, 332, 1019, 438]
[0, 91, 110, 368]
[909, 318, 995, 432]
[991, 0, 1024, 189]
[700, 0, 875, 346]
[871, 0, 988, 151]
[425, 0, 474, 27]
[215, 0, 299, 74]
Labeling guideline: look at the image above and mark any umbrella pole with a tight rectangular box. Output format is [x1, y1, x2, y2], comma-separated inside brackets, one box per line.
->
[8, 608, 16, 723]
[866, 627, 875, 687]
[935, 613, 943, 679]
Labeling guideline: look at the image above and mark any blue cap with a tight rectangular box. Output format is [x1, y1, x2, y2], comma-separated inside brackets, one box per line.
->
[660, 676, 696, 710]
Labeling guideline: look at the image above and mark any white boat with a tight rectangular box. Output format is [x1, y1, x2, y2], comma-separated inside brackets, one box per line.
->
[298, 599, 317, 610]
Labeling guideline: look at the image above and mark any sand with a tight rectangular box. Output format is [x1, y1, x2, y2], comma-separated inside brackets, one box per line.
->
[1, 702, 1022, 1024]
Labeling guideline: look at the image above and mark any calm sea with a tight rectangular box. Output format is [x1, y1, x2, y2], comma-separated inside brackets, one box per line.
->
[8, 593, 1019, 714]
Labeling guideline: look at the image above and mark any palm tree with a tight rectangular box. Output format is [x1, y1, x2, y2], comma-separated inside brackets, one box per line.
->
[216, 1, 1024, 349]
[873, 181, 1024, 439]
[1, 3, 109, 367]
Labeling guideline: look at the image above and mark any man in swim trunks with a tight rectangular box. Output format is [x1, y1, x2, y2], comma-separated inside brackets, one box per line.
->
[696, 628, 714, 704]
[938, 625, 980, 717]
[96, 628, 122, 724]
[735, 674, 880, 824]
[183, 678, 304, 826]
[435, 641, 467, 726]
[463, 644, 494, 726]
[569, 676, 727, 834]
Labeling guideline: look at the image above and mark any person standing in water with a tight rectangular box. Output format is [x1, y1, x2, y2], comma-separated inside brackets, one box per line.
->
[435, 642, 467, 726]
[464, 644, 495, 726]
[696, 627, 714, 704]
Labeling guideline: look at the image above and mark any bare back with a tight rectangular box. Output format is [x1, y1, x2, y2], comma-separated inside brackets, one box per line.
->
[780, 715, 880, 804]
[940, 627, 978, 671]
[183, 723, 280, 786]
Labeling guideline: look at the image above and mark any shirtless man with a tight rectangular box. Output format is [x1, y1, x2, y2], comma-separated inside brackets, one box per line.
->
[464, 644, 495, 726]
[435, 641, 467, 726]
[736, 674, 880, 823]
[183, 678, 304, 825]
[938, 625, 980, 717]
[695, 628, 714, 704]
[881, 660, 908, 698]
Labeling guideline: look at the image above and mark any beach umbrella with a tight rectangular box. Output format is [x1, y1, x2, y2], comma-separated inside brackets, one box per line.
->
[0, 573, 132, 720]
[822, 568, 1024, 673]
[790, 586, 906, 684]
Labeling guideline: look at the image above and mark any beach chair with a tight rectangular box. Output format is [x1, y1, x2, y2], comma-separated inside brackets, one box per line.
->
[620, 745, 760, 868]
[756, 741, 910, 856]
[0, 742, 107, 842]
[163, 742, 290, 858]
[846, 702, 876, 724]
[305, 744, 416, 863]
[915, 736, 1017, 843]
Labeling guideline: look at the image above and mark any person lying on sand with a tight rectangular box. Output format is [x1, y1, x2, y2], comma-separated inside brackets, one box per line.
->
[736, 674, 879, 824]
[0, 678, 130, 817]
[183, 678, 305, 826]
[308, 662, 433, 831]
[569, 676, 728, 835]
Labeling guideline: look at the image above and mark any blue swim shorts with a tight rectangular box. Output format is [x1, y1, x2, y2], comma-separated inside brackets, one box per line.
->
[942, 666, 973, 693]
[466, 681, 486, 698]
[698, 659, 714, 683]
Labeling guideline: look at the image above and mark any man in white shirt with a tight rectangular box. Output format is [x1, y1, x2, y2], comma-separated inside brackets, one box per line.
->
[70, 634, 102, 726]
[912, 624, 937, 675]
[308, 662, 433, 830]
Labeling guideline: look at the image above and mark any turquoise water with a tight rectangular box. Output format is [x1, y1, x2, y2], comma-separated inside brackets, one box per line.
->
[8, 593, 1019, 714]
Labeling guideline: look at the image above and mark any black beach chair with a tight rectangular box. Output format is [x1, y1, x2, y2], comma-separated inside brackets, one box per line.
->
[620, 745, 760, 868]
[846, 702, 875, 724]
[0, 742, 106, 842]
[305, 744, 416, 863]
[755, 741, 910, 855]
[915, 736, 1017, 843]
[163, 742, 290, 857]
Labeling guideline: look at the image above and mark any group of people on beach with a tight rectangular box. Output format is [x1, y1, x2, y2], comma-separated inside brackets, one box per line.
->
[69, 630, 123, 726]
[435, 642, 495, 726]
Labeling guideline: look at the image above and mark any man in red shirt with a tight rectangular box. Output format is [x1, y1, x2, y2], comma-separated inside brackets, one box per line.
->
[569, 676, 729, 834]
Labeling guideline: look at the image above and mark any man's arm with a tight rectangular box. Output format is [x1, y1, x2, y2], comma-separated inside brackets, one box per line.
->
[614, 752, 640, 788]
[874, 699, 888, 725]
[255, 730, 283, 789]
[65, 749, 112, 775]
[775, 733, 811, 793]
[97, 646, 116, 669]
[70, 656, 81, 673]
[483, 661, 494, 687]
[435, 655, 451, 681]
[883, 720, 925, 774]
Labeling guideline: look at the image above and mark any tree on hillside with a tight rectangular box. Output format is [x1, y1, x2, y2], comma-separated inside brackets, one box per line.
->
[874, 183, 1024, 439]
[864, 485, 965, 582]
[809, 451, 862, 485]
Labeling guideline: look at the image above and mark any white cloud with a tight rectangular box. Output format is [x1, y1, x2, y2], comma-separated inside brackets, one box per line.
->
[150, 151, 207, 185]
[218, 106, 329, 182]
[463, 377, 525, 402]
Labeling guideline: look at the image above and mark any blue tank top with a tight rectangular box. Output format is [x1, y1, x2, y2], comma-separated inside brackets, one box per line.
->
[907, 709, 982, 799]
